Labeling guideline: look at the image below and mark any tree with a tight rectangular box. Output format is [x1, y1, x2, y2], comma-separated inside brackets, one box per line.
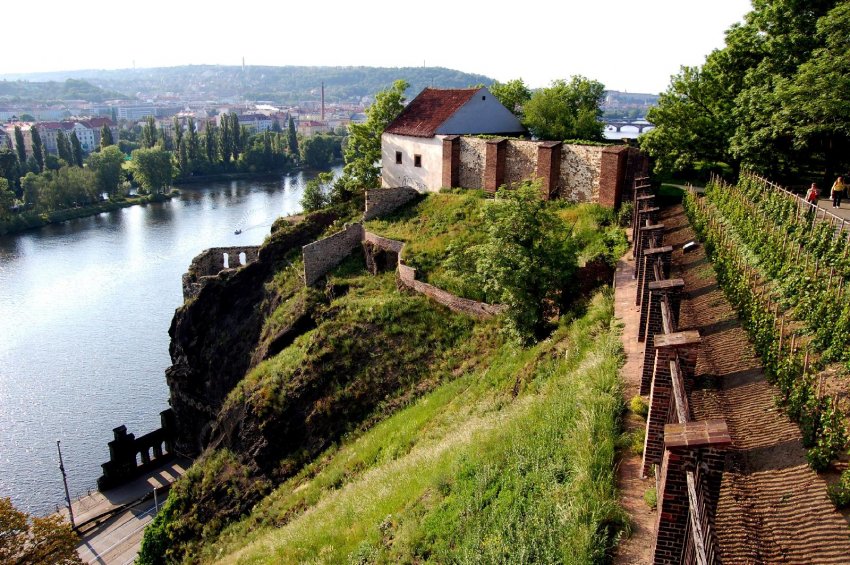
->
[87, 145, 125, 198]
[69, 132, 84, 167]
[100, 124, 114, 148]
[130, 147, 173, 194]
[30, 126, 45, 172]
[0, 178, 15, 221]
[522, 76, 605, 141]
[300, 135, 338, 169]
[334, 79, 408, 204]
[173, 116, 184, 154]
[141, 116, 158, 149]
[14, 126, 26, 166]
[0, 497, 81, 564]
[185, 117, 200, 168]
[204, 125, 218, 166]
[300, 171, 334, 212]
[473, 181, 578, 343]
[0, 149, 19, 193]
[219, 116, 232, 163]
[489, 78, 531, 119]
[287, 115, 299, 158]
[56, 130, 73, 164]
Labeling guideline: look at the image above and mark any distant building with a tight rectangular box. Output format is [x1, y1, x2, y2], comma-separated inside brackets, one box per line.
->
[381, 87, 526, 191]
[297, 120, 333, 137]
[38, 118, 119, 154]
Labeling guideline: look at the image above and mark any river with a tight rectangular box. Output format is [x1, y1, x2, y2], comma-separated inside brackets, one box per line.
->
[0, 167, 340, 515]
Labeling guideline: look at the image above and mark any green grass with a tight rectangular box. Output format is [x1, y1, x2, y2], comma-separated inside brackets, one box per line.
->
[365, 192, 628, 301]
[201, 291, 626, 564]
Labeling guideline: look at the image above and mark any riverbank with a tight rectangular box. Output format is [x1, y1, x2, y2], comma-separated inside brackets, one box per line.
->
[0, 192, 177, 236]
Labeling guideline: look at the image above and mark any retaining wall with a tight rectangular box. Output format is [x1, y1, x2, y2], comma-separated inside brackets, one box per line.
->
[302, 223, 365, 286]
[363, 186, 421, 221]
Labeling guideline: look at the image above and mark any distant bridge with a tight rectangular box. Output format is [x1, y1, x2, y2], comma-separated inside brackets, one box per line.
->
[604, 121, 655, 133]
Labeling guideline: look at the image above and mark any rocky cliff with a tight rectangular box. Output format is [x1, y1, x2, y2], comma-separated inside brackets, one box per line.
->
[165, 211, 338, 455]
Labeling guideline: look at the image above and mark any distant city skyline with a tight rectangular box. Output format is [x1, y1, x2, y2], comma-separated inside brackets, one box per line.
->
[3, 0, 752, 94]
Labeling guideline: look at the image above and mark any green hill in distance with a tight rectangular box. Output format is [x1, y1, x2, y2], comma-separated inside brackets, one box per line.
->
[0, 65, 495, 104]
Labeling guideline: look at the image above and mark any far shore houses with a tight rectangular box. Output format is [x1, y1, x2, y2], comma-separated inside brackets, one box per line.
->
[380, 86, 648, 207]
[2, 118, 119, 158]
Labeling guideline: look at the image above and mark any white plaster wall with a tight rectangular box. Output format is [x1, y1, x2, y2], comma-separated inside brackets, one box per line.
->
[437, 87, 525, 135]
[381, 133, 444, 192]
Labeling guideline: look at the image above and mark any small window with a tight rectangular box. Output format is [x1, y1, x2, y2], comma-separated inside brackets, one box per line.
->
[395, 151, 402, 164]
[414, 155, 422, 168]
[482, 95, 486, 101]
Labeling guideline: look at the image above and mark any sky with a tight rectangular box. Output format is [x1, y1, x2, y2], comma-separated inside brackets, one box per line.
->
[3, 0, 753, 94]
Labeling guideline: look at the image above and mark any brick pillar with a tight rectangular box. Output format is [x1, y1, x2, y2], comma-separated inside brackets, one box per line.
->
[484, 138, 507, 193]
[441, 135, 460, 189]
[599, 145, 627, 208]
[636, 229, 666, 298]
[536, 141, 562, 200]
[640, 280, 685, 394]
[642, 331, 702, 477]
[652, 420, 731, 565]
[633, 194, 656, 244]
[633, 206, 660, 259]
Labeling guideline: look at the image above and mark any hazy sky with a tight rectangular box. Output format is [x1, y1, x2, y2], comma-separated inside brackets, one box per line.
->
[4, 0, 752, 94]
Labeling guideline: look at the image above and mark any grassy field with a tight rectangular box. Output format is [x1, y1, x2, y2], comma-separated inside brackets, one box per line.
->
[200, 291, 625, 564]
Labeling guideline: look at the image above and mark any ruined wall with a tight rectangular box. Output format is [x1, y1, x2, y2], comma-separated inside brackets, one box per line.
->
[363, 187, 420, 221]
[503, 140, 539, 188]
[398, 263, 507, 318]
[559, 144, 602, 202]
[458, 136, 487, 189]
[182, 246, 261, 300]
[302, 223, 365, 285]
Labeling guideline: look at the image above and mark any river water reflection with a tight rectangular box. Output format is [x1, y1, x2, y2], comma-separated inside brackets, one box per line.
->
[0, 168, 339, 514]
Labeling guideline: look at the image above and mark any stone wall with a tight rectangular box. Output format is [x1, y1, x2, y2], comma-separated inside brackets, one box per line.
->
[458, 136, 487, 189]
[504, 140, 538, 188]
[98, 409, 176, 491]
[397, 263, 507, 318]
[182, 246, 260, 300]
[363, 186, 421, 221]
[560, 144, 602, 202]
[302, 223, 365, 285]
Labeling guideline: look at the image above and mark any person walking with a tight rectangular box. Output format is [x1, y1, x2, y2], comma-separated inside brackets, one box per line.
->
[806, 183, 819, 204]
[832, 176, 846, 207]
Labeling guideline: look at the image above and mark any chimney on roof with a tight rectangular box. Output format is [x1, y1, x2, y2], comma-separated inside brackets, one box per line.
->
[321, 82, 325, 121]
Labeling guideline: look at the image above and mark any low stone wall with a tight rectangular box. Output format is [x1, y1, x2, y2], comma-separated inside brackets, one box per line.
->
[363, 186, 421, 221]
[302, 223, 365, 285]
[182, 246, 260, 300]
[397, 263, 506, 319]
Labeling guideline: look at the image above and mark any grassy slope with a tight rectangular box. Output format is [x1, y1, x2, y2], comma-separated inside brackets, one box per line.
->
[202, 291, 625, 564]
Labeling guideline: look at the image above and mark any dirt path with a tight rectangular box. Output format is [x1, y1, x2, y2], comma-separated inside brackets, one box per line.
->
[613, 248, 656, 565]
[663, 204, 850, 563]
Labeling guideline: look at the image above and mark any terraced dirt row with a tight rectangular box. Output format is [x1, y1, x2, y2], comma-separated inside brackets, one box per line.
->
[663, 204, 850, 563]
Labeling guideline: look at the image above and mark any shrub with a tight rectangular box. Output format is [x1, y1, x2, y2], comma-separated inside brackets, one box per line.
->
[629, 395, 649, 418]
[828, 469, 850, 508]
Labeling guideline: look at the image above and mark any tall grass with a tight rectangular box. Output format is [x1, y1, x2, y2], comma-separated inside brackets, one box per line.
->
[205, 291, 625, 564]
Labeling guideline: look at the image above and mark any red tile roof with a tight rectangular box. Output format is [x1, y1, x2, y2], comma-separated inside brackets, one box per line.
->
[384, 88, 479, 138]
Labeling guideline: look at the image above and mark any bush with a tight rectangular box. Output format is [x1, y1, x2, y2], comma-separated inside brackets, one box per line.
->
[828, 469, 850, 508]
[617, 202, 634, 227]
[629, 395, 649, 418]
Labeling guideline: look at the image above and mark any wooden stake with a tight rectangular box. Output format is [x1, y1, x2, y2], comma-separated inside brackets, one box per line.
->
[803, 349, 810, 376]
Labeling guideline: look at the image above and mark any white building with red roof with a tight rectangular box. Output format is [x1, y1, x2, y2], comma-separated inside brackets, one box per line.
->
[381, 87, 525, 191]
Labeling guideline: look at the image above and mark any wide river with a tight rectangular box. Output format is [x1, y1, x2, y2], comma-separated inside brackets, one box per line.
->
[0, 167, 340, 515]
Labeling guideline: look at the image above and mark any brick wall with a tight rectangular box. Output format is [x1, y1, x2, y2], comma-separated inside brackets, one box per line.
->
[363, 186, 421, 220]
[302, 223, 365, 285]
